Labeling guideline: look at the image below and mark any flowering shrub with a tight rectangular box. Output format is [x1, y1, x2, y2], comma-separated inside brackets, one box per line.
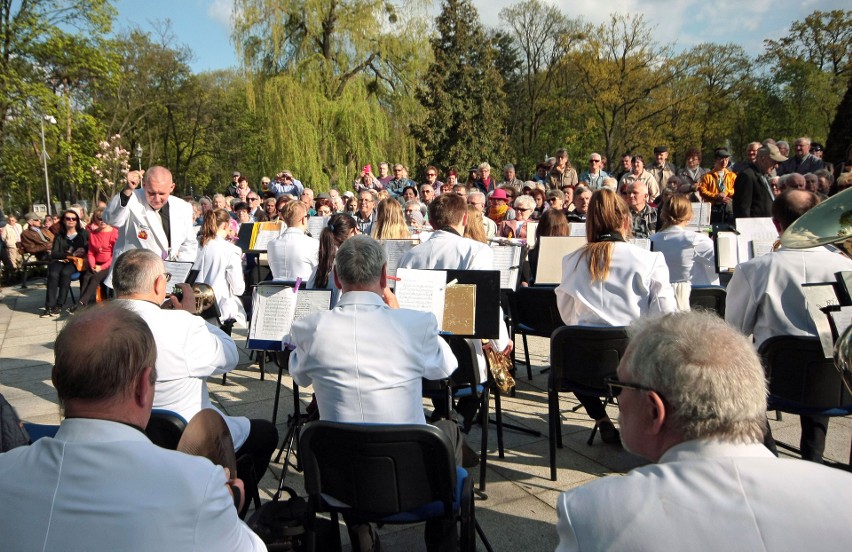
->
[90, 134, 130, 197]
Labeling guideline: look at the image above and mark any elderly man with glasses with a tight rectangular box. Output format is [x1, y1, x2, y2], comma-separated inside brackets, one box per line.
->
[245, 193, 268, 222]
[555, 310, 852, 552]
[578, 153, 609, 191]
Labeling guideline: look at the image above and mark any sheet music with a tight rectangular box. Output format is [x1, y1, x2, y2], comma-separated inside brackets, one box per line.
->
[802, 283, 840, 358]
[569, 223, 586, 237]
[249, 286, 298, 342]
[736, 217, 777, 264]
[687, 202, 711, 228]
[252, 222, 284, 251]
[830, 307, 852, 337]
[489, 242, 522, 289]
[394, 268, 447, 328]
[536, 236, 587, 285]
[306, 215, 330, 238]
[716, 231, 738, 271]
[293, 289, 332, 321]
[525, 221, 538, 247]
[381, 239, 417, 288]
[163, 260, 194, 284]
[629, 238, 651, 251]
[751, 239, 775, 258]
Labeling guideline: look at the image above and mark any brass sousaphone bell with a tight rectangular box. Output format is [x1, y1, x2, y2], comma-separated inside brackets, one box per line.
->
[780, 187, 852, 393]
[189, 283, 217, 315]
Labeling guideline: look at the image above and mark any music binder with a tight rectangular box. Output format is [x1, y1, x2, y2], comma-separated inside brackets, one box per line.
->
[247, 281, 332, 351]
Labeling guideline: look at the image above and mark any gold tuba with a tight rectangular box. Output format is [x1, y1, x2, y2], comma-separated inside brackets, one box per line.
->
[190, 283, 217, 315]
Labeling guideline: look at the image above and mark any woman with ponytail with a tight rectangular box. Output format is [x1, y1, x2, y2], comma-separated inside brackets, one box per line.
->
[192, 208, 247, 325]
[313, 213, 357, 307]
[554, 188, 676, 443]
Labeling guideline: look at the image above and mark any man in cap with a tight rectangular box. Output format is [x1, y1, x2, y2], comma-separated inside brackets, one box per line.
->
[269, 170, 304, 199]
[733, 143, 787, 218]
[697, 148, 737, 223]
[20, 212, 55, 261]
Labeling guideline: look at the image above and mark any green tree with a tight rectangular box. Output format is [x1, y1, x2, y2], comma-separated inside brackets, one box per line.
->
[233, 0, 431, 190]
[0, 0, 114, 210]
[412, 0, 509, 175]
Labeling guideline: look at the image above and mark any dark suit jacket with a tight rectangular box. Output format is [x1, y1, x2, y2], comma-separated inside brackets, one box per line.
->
[777, 154, 824, 176]
[733, 164, 773, 219]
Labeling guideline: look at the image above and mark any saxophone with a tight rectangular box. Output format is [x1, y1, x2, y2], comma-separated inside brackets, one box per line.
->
[482, 340, 516, 393]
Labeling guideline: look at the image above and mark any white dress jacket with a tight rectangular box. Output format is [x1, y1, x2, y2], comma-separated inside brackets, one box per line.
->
[649, 225, 719, 285]
[267, 227, 319, 287]
[288, 291, 456, 424]
[556, 440, 852, 552]
[0, 418, 265, 551]
[556, 241, 676, 326]
[193, 236, 247, 326]
[122, 299, 249, 448]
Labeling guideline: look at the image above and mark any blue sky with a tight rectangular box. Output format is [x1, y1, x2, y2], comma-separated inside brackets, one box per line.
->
[112, 0, 847, 73]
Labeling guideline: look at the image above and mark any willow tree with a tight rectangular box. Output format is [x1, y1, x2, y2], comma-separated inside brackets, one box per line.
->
[233, 0, 431, 190]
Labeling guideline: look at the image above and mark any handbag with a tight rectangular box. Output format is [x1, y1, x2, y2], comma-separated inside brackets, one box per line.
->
[67, 255, 87, 272]
[248, 486, 310, 551]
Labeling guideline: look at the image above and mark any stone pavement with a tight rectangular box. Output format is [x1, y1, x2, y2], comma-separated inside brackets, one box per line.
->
[1, 281, 850, 551]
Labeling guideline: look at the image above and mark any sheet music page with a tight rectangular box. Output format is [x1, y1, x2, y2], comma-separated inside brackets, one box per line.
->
[751, 239, 775, 258]
[830, 307, 852, 337]
[382, 239, 417, 288]
[249, 286, 298, 342]
[536, 236, 587, 284]
[294, 289, 332, 320]
[252, 222, 284, 251]
[736, 217, 777, 263]
[569, 223, 586, 237]
[802, 283, 840, 358]
[163, 260, 194, 284]
[525, 222, 538, 247]
[629, 238, 651, 251]
[394, 268, 447, 328]
[306, 215, 329, 238]
[717, 232, 738, 271]
[489, 242, 522, 289]
[687, 202, 711, 228]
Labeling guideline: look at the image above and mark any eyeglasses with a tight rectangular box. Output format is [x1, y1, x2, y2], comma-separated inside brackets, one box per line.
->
[64, 216, 78, 222]
[589, 159, 601, 163]
[248, 197, 259, 202]
[427, 173, 436, 177]
[604, 376, 658, 398]
[547, 198, 560, 203]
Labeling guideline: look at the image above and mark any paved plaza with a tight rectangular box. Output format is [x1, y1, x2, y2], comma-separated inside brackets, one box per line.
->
[2, 281, 851, 550]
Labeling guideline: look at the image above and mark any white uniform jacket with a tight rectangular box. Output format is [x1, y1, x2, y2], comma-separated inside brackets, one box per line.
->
[267, 227, 319, 287]
[398, 229, 511, 380]
[121, 299, 249, 448]
[103, 190, 197, 286]
[725, 245, 852, 348]
[288, 291, 456, 424]
[193, 236, 247, 326]
[556, 242, 676, 326]
[0, 418, 266, 552]
[556, 439, 852, 552]
[649, 225, 719, 285]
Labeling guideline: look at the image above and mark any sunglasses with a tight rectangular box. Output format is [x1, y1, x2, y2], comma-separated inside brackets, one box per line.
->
[64, 216, 79, 222]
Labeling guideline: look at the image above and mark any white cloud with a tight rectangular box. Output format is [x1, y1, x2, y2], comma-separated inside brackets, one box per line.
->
[206, 0, 233, 28]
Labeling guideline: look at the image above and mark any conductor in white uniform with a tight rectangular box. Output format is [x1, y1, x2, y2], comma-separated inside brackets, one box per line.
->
[103, 166, 197, 287]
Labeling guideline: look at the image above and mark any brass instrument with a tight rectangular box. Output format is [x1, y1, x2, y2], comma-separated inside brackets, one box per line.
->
[780, 187, 852, 257]
[482, 339, 516, 393]
[191, 283, 217, 315]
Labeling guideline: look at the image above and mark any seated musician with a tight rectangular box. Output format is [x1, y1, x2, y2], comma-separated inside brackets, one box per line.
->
[288, 235, 472, 552]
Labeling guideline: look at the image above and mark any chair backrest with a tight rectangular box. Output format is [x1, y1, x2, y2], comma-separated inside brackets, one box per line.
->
[300, 421, 456, 518]
[509, 286, 563, 336]
[759, 336, 852, 410]
[444, 336, 482, 390]
[689, 286, 727, 317]
[550, 326, 629, 393]
[145, 409, 188, 450]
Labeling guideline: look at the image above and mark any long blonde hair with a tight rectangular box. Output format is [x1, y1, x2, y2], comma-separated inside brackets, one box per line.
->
[581, 189, 631, 282]
[464, 205, 488, 243]
[200, 209, 231, 247]
[372, 198, 410, 240]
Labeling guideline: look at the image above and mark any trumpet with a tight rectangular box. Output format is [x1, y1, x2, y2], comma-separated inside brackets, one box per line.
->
[482, 340, 516, 393]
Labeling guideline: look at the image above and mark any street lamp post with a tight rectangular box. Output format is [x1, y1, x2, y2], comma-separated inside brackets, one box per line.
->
[136, 143, 142, 170]
[40, 115, 57, 215]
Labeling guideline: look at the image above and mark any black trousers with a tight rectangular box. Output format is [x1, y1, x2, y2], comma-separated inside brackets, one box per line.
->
[235, 419, 279, 517]
[46, 261, 76, 308]
[575, 392, 608, 421]
[78, 268, 109, 306]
